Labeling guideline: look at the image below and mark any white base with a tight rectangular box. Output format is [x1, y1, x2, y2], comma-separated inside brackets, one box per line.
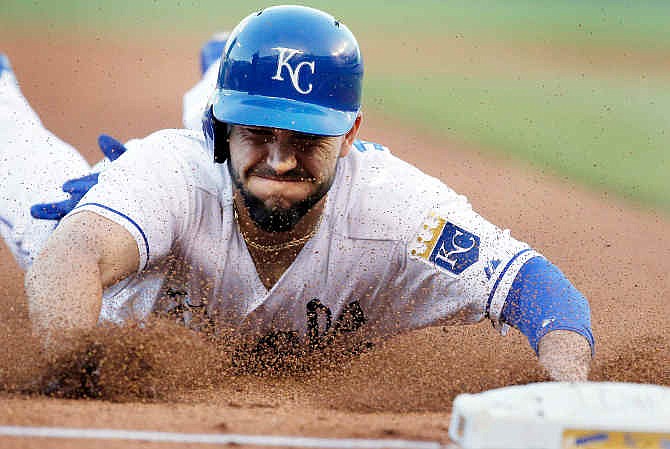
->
[449, 382, 670, 449]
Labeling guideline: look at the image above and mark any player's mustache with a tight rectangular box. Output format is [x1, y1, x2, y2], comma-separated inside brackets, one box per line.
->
[247, 165, 315, 182]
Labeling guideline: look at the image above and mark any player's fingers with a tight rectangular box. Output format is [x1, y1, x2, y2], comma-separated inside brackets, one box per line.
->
[30, 195, 83, 220]
[98, 134, 128, 161]
[62, 173, 99, 193]
[38, 342, 105, 399]
[30, 201, 70, 220]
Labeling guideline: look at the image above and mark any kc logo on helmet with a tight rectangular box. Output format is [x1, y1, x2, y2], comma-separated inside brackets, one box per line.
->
[272, 47, 315, 95]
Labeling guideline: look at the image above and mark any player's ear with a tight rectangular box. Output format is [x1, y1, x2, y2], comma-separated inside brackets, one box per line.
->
[339, 112, 362, 158]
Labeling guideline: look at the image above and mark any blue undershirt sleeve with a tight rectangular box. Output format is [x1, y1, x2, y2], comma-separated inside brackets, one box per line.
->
[500, 256, 595, 356]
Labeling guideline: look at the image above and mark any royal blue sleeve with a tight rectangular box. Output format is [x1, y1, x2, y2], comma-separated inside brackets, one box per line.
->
[500, 256, 595, 356]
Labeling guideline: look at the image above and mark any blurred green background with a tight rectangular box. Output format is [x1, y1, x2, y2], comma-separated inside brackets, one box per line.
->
[2, 0, 669, 213]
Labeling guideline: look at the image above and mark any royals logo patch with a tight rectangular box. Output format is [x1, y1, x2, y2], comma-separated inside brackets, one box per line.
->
[409, 212, 480, 276]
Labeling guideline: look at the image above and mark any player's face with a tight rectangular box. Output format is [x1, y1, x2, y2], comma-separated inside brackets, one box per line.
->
[228, 119, 359, 232]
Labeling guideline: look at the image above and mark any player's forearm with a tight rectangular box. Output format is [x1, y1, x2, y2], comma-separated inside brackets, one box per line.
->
[537, 330, 591, 382]
[25, 234, 103, 356]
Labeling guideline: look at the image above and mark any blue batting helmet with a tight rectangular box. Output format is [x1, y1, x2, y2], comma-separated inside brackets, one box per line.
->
[203, 5, 364, 163]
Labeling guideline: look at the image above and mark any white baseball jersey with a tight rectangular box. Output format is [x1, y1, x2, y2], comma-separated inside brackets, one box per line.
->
[70, 128, 536, 341]
[1, 54, 217, 272]
[0, 65, 90, 270]
[2, 56, 537, 342]
[0, 52, 216, 272]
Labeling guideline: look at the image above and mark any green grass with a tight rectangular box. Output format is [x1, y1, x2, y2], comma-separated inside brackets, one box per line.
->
[2, 0, 670, 50]
[364, 74, 670, 211]
[3, 0, 669, 211]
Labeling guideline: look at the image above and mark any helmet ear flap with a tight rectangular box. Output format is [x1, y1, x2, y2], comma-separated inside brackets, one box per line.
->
[213, 119, 230, 164]
[202, 106, 230, 163]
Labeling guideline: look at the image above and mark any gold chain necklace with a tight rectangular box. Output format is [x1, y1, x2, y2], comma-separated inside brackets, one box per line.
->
[233, 203, 323, 252]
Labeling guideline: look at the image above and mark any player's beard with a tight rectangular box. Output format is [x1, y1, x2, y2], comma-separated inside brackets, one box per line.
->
[227, 159, 336, 233]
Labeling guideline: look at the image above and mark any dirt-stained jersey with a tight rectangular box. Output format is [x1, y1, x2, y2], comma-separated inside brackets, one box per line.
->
[0, 63, 89, 270]
[70, 128, 534, 341]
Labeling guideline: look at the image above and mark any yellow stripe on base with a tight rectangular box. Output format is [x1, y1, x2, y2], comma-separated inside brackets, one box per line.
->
[563, 429, 670, 449]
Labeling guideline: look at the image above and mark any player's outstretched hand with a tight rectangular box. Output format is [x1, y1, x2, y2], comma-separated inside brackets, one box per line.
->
[30, 134, 127, 220]
[38, 342, 106, 399]
[33, 330, 158, 400]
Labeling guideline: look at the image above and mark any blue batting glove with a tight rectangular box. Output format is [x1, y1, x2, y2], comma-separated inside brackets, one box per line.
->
[30, 134, 127, 220]
[97, 134, 127, 162]
[30, 173, 100, 220]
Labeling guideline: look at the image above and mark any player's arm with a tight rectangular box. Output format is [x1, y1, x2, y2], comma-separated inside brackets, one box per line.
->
[25, 210, 139, 359]
[498, 256, 594, 382]
[25, 129, 205, 363]
[399, 193, 594, 382]
[538, 330, 591, 382]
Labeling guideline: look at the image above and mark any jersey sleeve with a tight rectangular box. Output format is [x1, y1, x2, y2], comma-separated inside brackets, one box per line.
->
[388, 190, 536, 331]
[389, 189, 593, 354]
[67, 129, 205, 271]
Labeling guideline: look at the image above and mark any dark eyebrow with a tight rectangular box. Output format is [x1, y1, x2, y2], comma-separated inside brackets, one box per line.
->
[291, 132, 323, 141]
[242, 126, 326, 141]
[242, 126, 274, 135]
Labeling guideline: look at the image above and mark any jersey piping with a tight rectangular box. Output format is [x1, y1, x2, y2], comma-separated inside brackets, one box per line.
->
[486, 249, 540, 321]
[72, 202, 150, 270]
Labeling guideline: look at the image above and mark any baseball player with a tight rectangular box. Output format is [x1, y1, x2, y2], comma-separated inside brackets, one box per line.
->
[3, 6, 593, 383]
[1, 35, 230, 323]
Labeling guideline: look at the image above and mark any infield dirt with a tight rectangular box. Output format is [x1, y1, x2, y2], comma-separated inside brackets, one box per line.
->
[0, 33, 668, 446]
